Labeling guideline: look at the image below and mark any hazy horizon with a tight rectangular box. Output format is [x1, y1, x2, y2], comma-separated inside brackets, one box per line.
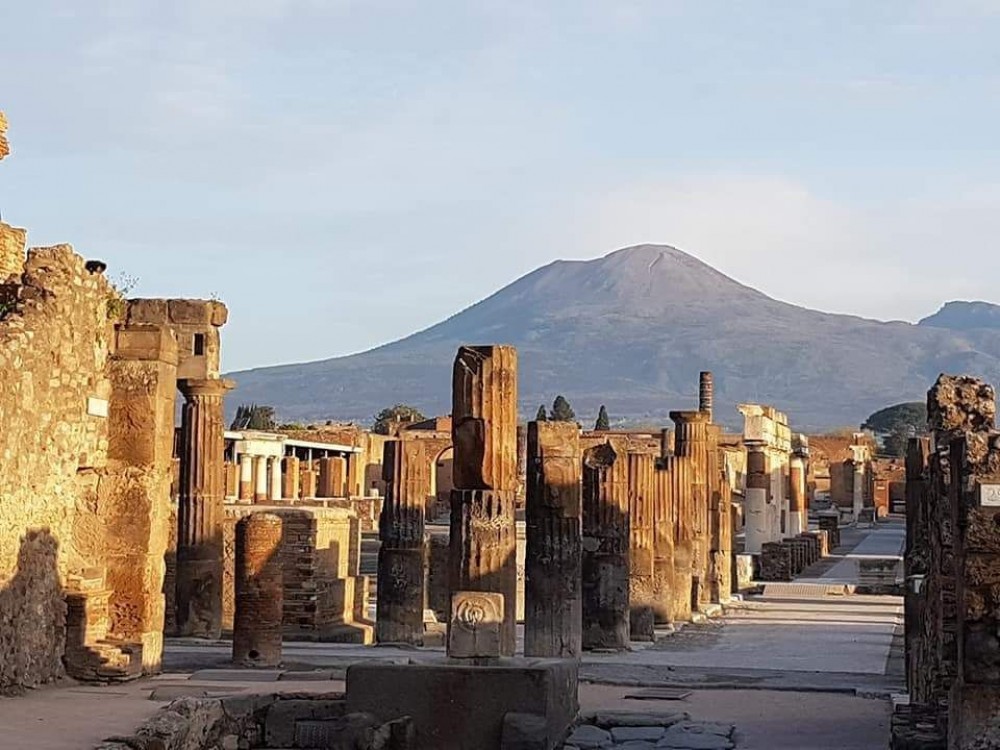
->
[3, 2, 1000, 371]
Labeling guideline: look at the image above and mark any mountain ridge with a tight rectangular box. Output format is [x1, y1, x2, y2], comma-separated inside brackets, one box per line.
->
[228, 244, 1000, 430]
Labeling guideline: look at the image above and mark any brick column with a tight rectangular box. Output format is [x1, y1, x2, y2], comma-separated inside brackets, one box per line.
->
[176, 377, 234, 639]
[269, 456, 283, 501]
[788, 453, 807, 537]
[448, 345, 519, 656]
[377, 438, 428, 645]
[524, 421, 582, 658]
[744, 442, 769, 555]
[239, 454, 254, 502]
[254, 455, 268, 503]
[233, 513, 283, 667]
[282, 456, 301, 500]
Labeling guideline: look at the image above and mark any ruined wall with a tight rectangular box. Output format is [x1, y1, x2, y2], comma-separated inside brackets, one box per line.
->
[0, 246, 114, 693]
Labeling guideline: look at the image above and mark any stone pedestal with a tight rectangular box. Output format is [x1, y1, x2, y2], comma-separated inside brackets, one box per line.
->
[524, 421, 582, 658]
[377, 438, 429, 645]
[233, 513, 283, 667]
[449, 345, 519, 656]
[582, 442, 630, 650]
[176, 377, 233, 639]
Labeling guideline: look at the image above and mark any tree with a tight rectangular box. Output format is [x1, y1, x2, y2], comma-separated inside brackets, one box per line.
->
[550, 395, 576, 422]
[862, 402, 928, 457]
[372, 403, 426, 435]
[595, 405, 610, 431]
[535, 404, 548, 422]
[230, 403, 276, 431]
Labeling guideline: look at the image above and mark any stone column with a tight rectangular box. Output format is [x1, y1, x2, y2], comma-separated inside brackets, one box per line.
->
[449, 345, 519, 656]
[660, 428, 674, 460]
[254, 455, 268, 503]
[652, 460, 675, 623]
[301, 465, 317, 499]
[851, 450, 865, 522]
[672, 410, 710, 612]
[233, 513, 283, 667]
[707, 425, 732, 605]
[377, 438, 429, 645]
[582, 442, 630, 650]
[524, 421, 582, 658]
[699, 371, 714, 422]
[744, 443, 769, 555]
[627, 451, 657, 640]
[788, 454, 806, 537]
[176, 377, 234, 639]
[269, 456, 283, 501]
[239, 454, 253, 502]
[282, 456, 301, 500]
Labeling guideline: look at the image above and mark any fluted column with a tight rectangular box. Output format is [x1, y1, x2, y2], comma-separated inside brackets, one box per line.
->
[582, 441, 630, 650]
[176, 377, 234, 639]
[449, 345, 519, 656]
[652, 459, 676, 623]
[627, 451, 656, 640]
[377, 438, 429, 645]
[671, 410, 710, 614]
[524, 421, 582, 658]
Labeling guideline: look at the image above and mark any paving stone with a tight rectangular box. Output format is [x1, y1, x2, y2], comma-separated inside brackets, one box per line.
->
[611, 726, 666, 743]
[657, 722, 735, 750]
[583, 711, 689, 729]
[190, 668, 284, 682]
[616, 743, 658, 750]
[279, 669, 338, 681]
[566, 724, 613, 749]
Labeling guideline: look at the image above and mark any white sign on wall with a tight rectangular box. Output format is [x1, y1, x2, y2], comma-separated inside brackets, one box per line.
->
[87, 397, 109, 418]
[978, 483, 1000, 507]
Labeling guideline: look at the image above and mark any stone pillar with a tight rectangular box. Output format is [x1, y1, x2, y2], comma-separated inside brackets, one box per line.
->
[699, 371, 714, 422]
[707, 425, 732, 605]
[254, 455, 268, 503]
[852, 456, 865, 522]
[282, 456, 301, 501]
[652, 460, 676, 623]
[582, 442, 630, 650]
[672, 410, 710, 613]
[319, 456, 347, 497]
[233, 513, 283, 667]
[301, 465, 317, 499]
[449, 345, 519, 657]
[176, 377, 234, 639]
[904, 437, 931, 699]
[627, 451, 656, 640]
[660, 428, 674, 460]
[745, 443, 769, 555]
[269, 456, 283, 501]
[524, 421, 582, 658]
[239, 454, 253, 502]
[377, 438, 429, 645]
[788, 454, 806, 537]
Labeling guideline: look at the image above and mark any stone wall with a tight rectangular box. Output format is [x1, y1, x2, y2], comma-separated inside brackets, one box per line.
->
[0, 246, 114, 693]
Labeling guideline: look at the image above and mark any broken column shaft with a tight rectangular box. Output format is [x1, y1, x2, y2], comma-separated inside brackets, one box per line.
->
[233, 513, 284, 667]
[627, 450, 656, 640]
[671, 410, 710, 614]
[449, 345, 519, 656]
[524, 421, 582, 658]
[377, 438, 429, 645]
[176, 377, 234, 639]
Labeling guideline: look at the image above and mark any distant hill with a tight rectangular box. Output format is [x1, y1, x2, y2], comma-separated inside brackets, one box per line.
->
[227, 245, 1000, 431]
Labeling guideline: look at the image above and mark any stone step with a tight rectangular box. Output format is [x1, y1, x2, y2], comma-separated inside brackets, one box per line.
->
[760, 582, 854, 598]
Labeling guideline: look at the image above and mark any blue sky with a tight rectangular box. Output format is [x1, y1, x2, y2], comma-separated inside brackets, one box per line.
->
[3, 1, 1000, 371]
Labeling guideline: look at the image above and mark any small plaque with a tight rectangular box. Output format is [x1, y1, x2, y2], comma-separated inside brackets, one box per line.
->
[980, 483, 1000, 507]
[448, 591, 503, 659]
[87, 397, 109, 418]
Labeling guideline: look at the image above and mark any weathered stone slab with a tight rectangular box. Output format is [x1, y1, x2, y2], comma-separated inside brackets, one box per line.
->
[448, 591, 504, 659]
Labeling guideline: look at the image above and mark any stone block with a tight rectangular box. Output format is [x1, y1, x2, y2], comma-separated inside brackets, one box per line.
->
[448, 591, 504, 659]
[346, 659, 579, 750]
[264, 698, 347, 747]
[501, 712, 551, 750]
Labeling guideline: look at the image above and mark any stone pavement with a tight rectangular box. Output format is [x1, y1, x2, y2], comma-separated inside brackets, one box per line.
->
[0, 522, 902, 749]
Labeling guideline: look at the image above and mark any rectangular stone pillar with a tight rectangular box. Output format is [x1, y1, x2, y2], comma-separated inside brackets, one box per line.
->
[627, 451, 656, 640]
[449, 345, 519, 656]
[319, 456, 347, 498]
[282, 456, 301, 501]
[582, 441, 630, 650]
[524, 421, 582, 658]
[377, 438, 429, 645]
[100, 324, 179, 671]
